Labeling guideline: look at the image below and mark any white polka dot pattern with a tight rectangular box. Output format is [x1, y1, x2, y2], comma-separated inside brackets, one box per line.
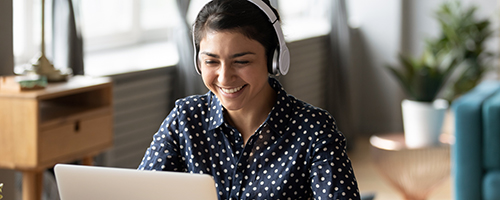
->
[138, 78, 360, 200]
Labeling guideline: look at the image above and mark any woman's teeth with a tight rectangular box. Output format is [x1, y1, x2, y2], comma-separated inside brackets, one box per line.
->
[221, 86, 244, 94]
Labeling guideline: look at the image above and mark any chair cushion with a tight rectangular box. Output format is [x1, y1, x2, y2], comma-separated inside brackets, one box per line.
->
[452, 81, 500, 200]
[483, 170, 500, 200]
[483, 90, 500, 170]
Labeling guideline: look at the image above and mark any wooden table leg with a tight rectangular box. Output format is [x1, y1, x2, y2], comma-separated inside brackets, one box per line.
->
[82, 155, 94, 166]
[22, 171, 43, 200]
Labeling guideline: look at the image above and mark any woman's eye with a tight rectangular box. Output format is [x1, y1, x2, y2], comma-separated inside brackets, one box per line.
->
[235, 60, 249, 64]
[204, 60, 218, 65]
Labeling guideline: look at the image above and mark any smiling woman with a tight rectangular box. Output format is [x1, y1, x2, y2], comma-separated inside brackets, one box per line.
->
[138, 0, 360, 199]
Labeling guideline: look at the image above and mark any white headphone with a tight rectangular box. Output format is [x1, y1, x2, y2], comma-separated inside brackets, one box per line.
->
[192, 0, 290, 76]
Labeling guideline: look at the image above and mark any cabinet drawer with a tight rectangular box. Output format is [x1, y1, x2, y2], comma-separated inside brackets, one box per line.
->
[39, 114, 113, 164]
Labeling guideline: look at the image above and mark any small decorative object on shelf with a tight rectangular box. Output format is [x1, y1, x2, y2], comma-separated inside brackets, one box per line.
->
[31, 53, 69, 82]
[0, 183, 3, 199]
[0, 75, 48, 91]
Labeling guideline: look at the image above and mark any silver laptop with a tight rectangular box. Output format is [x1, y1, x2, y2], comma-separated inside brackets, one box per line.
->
[54, 164, 218, 200]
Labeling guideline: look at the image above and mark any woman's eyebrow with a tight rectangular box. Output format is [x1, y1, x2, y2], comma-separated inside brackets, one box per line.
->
[200, 51, 219, 58]
[232, 52, 255, 58]
[199, 51, 255, 58]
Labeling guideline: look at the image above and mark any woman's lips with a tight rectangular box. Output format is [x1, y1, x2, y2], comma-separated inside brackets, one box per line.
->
[220, 85, 246, 94]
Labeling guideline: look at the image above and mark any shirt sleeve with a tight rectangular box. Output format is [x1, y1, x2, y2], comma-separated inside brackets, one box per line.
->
[138, 102, 186, 171]
[309, 116, 360, 200]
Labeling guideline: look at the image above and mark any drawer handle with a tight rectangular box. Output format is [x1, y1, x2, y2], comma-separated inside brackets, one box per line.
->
[74, 120, 80, 132]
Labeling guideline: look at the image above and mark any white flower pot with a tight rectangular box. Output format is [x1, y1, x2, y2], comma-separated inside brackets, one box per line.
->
[401, 99, 449, 148]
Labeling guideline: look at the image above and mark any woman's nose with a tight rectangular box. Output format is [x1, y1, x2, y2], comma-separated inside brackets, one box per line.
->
[217, 62, 234, 83]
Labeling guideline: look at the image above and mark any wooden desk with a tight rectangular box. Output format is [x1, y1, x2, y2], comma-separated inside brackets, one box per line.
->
[0, 76, 113, 200]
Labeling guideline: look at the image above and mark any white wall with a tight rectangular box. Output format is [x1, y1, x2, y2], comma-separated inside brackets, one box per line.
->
[347, 0, 499, 135]
[348, 0, 404, 134]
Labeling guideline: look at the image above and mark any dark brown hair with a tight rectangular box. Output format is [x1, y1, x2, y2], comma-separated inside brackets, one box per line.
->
[193, 0, 281, 72]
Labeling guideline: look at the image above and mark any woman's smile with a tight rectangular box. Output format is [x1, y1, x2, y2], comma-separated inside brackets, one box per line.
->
[219, 85, 246, 95]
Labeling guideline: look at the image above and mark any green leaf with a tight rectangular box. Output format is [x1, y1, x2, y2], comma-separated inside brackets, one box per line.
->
[397, 54, 416, 74]
[386, 65, 415, 98]
[464, 6, 477, 20]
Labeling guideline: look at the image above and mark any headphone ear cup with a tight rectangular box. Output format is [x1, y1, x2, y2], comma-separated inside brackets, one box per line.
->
[271, 48, 279, 75]
[194, 51, 200, 74]
[192, 24, 201, 75]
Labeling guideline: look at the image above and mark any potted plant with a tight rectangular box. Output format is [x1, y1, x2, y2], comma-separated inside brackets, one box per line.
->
[387, 45, 456, 148]
[387, 1, 494, 148]
[431, 1, 494, 101]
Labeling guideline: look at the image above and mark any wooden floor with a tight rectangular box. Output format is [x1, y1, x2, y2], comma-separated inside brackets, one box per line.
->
[348, 136, 452, 200]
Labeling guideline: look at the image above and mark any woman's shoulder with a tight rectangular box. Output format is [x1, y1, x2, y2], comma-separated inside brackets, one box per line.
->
[285, 94, 343, 134]
[287, 95, 333, 121]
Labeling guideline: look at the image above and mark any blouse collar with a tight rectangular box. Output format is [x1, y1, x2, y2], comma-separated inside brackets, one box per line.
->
[207, 77, 293, 136]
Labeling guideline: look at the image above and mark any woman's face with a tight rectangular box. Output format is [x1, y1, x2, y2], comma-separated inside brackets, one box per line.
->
[199, 30, 270, 112]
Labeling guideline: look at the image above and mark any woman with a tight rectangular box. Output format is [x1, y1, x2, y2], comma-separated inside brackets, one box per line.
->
[139, 0, 360, 199]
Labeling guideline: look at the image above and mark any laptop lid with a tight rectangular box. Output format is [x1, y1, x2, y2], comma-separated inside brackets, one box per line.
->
[54, 164, 218, 200]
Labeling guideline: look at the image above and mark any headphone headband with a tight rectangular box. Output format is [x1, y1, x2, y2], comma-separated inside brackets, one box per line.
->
[193, 0, 290, 76]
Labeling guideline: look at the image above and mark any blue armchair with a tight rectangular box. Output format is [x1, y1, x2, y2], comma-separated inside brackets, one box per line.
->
[452, 80, 500, 200]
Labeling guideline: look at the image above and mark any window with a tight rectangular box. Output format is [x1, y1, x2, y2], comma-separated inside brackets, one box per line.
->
[80, 0, 181, 51]
[278, 0, 332, 41]
[79, 0, 181, 76]
[13, 0, 181, 76]
[13, 0, 42, 72]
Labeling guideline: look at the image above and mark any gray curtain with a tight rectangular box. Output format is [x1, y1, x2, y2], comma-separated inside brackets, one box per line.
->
[0, 3, 16, 196]
[0, 0, 14, 76]
[327, 0, 354, 141]
[52, 0, 84, 75]
[174, 0, 206, 98]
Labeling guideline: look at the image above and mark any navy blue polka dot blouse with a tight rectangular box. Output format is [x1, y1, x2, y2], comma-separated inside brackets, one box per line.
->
[139, 77, 360, 200]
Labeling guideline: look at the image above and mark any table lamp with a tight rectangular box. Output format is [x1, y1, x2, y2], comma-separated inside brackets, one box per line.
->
[31, 0, 69, 82]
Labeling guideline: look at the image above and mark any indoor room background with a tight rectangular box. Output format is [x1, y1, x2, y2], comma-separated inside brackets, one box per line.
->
[0, 0, 499, 199]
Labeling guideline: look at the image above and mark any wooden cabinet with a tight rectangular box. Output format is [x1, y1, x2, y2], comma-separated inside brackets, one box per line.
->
[0, 76, 113, 200]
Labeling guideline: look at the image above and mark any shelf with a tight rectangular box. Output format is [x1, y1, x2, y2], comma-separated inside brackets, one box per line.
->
[0, 75, 113, 170]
